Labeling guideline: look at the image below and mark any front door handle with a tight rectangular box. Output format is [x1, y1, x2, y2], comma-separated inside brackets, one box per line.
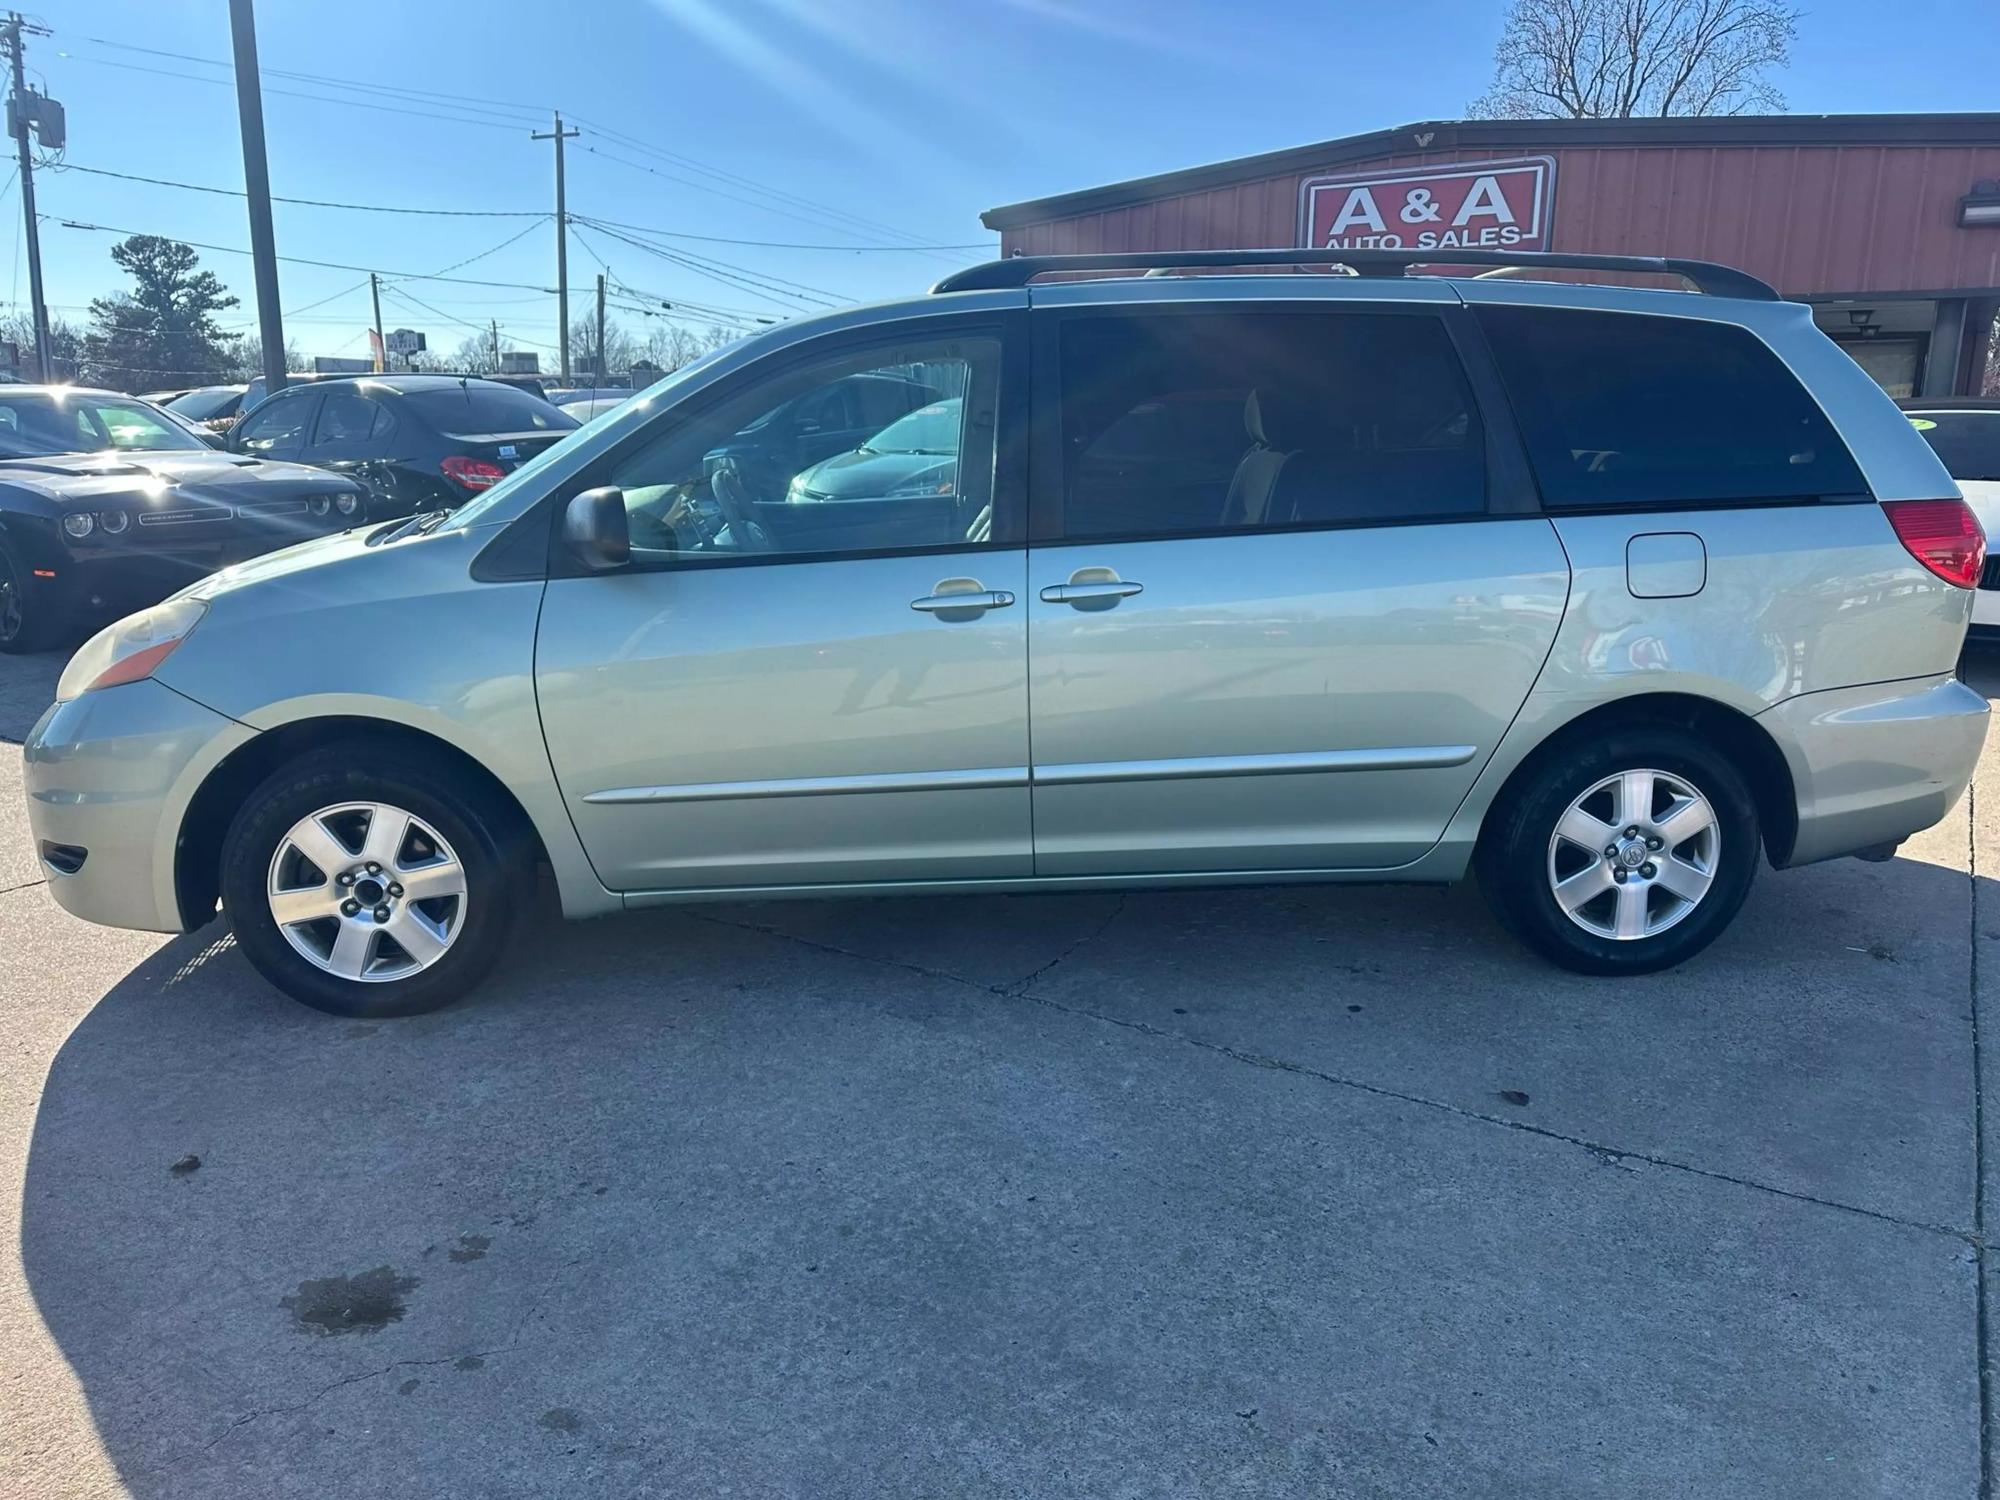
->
[1039, 566, 1143, 610]
[911, 577, 1015, 618]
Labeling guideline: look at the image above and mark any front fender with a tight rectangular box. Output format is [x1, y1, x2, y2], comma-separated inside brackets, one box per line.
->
[150, 524, 616, 920]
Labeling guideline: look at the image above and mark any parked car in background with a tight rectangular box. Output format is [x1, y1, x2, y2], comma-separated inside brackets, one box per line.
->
[482, 374, 551, 401]
[0, 385, 362, 650]
[556, 395, 632, 423]
[1901, 396, 2000, 638]
[548, 385, 632, 407]
[238, 370, 375, 416]
[139, 388, 195, 406]
[19, 249, 1988, 1016]
[787, 396, 963, 504]
[226, 374, 579, 520]
[703, 369, 943, 503]
[165, 383, 250, 431]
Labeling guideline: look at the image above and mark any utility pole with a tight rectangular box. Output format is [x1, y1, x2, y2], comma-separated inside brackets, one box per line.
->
[368, 272, 385, 374]
[594, 272, 606, 391]
[489, 318, 499, 372]
[2, 14, 52, 379]
[531, 111, 579, 383]
[227, 0, 286, 396]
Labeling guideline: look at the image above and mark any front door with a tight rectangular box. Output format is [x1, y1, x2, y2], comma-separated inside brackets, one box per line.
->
[536, 316, 1032, 892]
[1026, 301, 1568, 875]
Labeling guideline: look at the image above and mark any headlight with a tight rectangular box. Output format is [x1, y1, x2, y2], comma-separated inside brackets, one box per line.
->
[98, 508, 131, 535]
[307, 495, 331, 517]
[334, 490, 360, 516]
[61, 512, 95, 539]
[56, 598, 207, 702]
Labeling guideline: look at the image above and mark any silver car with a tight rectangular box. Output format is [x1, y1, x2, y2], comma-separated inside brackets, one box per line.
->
[20, 249, 1990, 1016]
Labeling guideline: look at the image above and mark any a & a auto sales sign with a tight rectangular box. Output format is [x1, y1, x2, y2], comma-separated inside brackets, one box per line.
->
[1299, 157, 1556, 252]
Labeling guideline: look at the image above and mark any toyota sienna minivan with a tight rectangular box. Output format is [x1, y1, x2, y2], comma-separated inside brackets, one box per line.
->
[22, 249, 1990, 1016]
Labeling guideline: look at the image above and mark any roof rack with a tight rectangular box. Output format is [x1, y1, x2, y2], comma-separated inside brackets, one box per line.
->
[931, 248, 1779, 301]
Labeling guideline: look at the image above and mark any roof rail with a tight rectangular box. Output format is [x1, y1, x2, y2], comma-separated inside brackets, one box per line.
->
[931, 248, 1780, 301]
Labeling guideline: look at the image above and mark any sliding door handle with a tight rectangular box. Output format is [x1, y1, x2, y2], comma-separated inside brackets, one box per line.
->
[911, 578, 1015, 617]
[1048, 580, 1144, 612]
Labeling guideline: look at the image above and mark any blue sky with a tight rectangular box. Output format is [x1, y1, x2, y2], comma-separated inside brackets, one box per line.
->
[19, 0, 2000, 365]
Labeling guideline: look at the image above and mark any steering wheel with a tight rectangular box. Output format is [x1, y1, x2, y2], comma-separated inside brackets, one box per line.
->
[708, 456, 774, 552]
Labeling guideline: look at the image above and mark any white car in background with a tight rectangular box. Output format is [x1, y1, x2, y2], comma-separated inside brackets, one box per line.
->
[1902, 398, 2000, 635]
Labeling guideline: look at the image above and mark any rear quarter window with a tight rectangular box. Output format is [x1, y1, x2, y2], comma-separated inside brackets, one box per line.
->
[403, 384, 579, 436]
[1476, 306, 1866, 509]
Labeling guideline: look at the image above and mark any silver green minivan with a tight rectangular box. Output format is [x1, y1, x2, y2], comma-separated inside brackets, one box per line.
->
[21, 250, 1990, 1015]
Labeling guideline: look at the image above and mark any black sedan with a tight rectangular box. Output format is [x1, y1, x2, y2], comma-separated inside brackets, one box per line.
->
[227, 374, 578, 520]
[0, 387, 364, 652]
[164, 383, 250, 431]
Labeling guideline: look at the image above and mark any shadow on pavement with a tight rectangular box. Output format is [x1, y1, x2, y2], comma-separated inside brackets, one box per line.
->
[16, 832, 1987, 1496]
[0, 649, 64, 743]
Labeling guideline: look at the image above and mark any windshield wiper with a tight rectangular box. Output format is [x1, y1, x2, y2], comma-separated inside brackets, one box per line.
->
[369, 509, 450, 546]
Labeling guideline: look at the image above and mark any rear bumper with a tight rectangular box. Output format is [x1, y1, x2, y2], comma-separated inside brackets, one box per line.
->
[21, 678, 254, 932]
[1758, 673, 1988, 867]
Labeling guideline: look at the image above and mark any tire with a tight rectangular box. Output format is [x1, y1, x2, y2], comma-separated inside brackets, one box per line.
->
[1475, 725, 1760, 976]
[0, 537, 68, 654]
[219, 743, 528, 1017]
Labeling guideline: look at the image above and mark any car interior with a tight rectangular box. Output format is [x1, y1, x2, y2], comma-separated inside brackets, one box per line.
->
[610, 338, 1001, 560]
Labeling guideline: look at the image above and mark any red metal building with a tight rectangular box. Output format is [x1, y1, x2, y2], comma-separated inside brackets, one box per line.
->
[983, 114, 2000, 397]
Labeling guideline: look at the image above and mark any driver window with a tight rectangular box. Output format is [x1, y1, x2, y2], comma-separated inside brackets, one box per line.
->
[606, 331, 1001, 563]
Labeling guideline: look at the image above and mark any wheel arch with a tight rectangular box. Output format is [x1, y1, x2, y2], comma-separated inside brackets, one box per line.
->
[1474, 692, 1799, 868]
[174, 715, 555, 929]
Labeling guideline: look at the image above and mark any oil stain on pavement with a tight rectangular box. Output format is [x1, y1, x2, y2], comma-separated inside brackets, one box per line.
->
[280, 1267, 419, 1336]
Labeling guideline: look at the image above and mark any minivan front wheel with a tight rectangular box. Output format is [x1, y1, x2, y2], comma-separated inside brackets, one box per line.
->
[1477, 727, 1760, 975]
[220, 746, 525, 1016]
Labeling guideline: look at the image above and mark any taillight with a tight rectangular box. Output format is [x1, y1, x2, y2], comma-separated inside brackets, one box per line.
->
[440, 455, 506, 491]
[1883, 498, 1986, 588]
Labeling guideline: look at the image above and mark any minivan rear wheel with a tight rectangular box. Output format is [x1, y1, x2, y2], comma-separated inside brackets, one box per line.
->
[219, 745, 526, 1016]
[1476, 726, 1760, 975]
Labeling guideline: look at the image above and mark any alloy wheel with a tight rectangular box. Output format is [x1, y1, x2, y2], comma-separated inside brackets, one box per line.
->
[266, 801, 468, 982]
[1545, 768, 1721, 941]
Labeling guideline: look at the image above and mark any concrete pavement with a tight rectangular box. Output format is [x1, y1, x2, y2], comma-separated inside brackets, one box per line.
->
[0, 647, 1994, 1498]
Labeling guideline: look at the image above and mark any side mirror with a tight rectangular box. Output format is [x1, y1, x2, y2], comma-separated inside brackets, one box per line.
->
[562, 486, 630, 571]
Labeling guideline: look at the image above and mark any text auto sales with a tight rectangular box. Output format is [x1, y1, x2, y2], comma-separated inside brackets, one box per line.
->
[1317, 175, 1530, 252]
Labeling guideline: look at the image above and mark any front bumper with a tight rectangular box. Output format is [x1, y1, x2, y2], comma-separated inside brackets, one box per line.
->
[21, 678, 254, 932]
[1758, 673, 1989, 867]
[49, 523, 346, 613]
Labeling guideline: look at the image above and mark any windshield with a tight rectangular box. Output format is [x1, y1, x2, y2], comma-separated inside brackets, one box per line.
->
[1908, 410, 2000, 482]
[861, 398, 962, 455]
[0, 391, 210, 458]
[403, 382, 579, 435]
[167, 386, 245, 421]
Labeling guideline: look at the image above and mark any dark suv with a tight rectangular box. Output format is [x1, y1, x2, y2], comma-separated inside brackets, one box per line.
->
[227, 375, 579, 519]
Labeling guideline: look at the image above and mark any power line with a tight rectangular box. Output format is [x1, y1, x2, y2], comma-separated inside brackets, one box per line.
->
[71, 35, 552, 123]
[577, 220, 842, 310]
[47, 162, 544, 218]
[571, 212, 989, 254]
[57, 55, 528, 136]
[56, 217, 556, 291]
[61, 36, 972, 259]
[403, 217, 549, 281]
[380, 281, 563, 354]
[564, 114, 962, 257]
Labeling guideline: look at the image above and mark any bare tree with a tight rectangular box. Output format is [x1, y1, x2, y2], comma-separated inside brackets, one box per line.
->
[642, 321, 713, 373]
[1471, 0, 1799, 118]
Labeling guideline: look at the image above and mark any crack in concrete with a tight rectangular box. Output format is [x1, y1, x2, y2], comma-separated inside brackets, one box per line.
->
[696, 907, 1980, 1245]
[1003, 895, 1127, 994]
[0, 877, 46, 898]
